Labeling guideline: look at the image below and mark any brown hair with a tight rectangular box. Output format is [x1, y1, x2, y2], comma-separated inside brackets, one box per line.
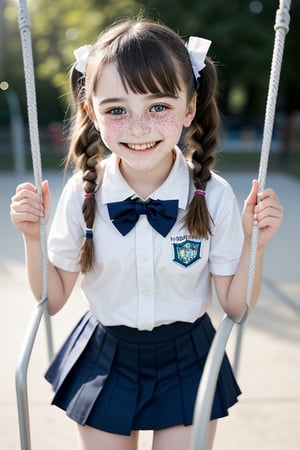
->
[66, 17, 219, 273]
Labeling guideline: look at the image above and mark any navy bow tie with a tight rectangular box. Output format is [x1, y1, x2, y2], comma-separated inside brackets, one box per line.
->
[107, 198, 178, 237]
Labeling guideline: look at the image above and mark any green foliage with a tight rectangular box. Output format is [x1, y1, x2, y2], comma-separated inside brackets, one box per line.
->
[1, 0, 299, 123]
[1, 0, 141, 121]
[142, 0, 300, 116]
[30, 0, 140, 90]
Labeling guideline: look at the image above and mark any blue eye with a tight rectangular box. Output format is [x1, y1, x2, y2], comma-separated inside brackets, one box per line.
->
[150, 104, 166, 113]
[109, 107, 125, 115]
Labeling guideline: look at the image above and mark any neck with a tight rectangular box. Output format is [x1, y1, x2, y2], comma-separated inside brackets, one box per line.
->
[119, 151, 175, 199]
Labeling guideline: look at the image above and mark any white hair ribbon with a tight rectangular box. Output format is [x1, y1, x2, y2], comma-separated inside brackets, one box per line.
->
[186, 36, 212, 79]
[74, 44, 92, 74]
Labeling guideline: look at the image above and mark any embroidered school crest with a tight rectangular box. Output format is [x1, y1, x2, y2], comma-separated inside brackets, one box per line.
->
[172, 240, 201, 267]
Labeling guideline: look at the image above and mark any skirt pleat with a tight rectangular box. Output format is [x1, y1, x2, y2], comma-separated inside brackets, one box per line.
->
[45, 311, 241, 435]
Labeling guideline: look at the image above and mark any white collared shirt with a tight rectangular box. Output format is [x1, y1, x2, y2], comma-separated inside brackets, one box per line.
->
[48, 146, 243, 330]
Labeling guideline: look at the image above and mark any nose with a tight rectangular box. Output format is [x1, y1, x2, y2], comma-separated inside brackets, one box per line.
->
[128, 113, 151, 137]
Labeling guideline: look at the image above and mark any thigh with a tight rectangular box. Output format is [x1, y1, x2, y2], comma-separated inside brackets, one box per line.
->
[152, 420, 218, 450]
[76, 424, 139, 450]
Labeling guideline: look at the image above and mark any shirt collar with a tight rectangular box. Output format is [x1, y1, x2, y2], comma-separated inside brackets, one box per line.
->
[101, 146, 190, 209]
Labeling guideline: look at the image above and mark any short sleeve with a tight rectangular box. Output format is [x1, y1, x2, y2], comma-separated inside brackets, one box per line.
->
[208, 177, 244, 276]
[48, 175, 84, 272]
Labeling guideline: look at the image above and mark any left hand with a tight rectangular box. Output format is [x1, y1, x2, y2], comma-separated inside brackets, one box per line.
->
[242, 179, 283, 249]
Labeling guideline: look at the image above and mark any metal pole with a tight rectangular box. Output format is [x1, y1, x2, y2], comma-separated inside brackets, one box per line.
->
[232, 323, 244, 376]
[15, 300, 47, 450]
[191, 316, 235, 450]
[44, 312, 54, 362]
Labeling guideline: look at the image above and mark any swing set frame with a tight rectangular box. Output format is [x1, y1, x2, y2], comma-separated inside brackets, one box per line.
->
[15, 1, 291, 449]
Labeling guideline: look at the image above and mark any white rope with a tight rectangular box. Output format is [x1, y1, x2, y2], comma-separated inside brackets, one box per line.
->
[232, 0, 292, 376]
[245, 0, 291, 314]
[191, 1, 291, 449]
[18, 0, 48, 302]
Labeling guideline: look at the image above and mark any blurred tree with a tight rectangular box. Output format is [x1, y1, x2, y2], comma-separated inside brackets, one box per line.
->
[30, 0, 140, 97]
[1, 0, 299, 123]
[1, 0, 140, 122]
[142, 0, 300, 119]
[0, 0, 24, 121]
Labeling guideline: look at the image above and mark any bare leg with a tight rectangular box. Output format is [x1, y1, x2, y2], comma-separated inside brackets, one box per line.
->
[206, 420, 218, 450]
[152, 420, 218, 450]
[76, 425, 139, 450]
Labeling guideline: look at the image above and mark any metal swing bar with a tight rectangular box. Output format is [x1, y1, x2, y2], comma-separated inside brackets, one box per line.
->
[191, 1, 291, 449]
[15, 1, 53, 449]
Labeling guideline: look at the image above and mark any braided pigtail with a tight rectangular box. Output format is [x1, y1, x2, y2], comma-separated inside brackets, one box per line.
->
[78, 125, 103, 273]
[184, 57, 220, 238]
[66, 66, 105, 273]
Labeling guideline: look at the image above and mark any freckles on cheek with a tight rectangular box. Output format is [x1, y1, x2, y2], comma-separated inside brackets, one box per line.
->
[100, 119, 126, 141]
[152, 112, 181, 134]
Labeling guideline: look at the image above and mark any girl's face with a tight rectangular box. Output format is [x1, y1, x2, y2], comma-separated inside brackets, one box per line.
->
[90, 63, 196, 180]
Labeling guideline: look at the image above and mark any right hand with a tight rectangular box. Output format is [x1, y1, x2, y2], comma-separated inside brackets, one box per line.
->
[10, 180, 51, 240]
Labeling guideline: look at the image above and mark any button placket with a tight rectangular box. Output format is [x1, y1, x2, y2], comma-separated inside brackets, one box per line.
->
[135, 215, 155, 330]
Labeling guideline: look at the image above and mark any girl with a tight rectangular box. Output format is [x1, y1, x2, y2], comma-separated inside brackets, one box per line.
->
[10, 17, 283, 450]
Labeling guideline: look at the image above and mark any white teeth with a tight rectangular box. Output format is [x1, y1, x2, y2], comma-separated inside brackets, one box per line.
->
[127, 142, 156, 150]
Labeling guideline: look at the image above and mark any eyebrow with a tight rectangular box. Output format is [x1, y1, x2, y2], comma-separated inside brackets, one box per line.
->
[98, 93, 178, 106]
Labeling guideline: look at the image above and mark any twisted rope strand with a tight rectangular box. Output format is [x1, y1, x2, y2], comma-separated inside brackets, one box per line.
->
[245, 2, 290, 313]
[18, 0, 48, 302]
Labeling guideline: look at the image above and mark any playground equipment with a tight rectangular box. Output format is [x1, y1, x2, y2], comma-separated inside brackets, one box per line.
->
[191, 1, 291, 448]
[15, 1, 291, 449]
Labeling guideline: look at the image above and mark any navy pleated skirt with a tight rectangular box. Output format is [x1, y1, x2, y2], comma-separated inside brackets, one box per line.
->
[45, 311, 241, 435]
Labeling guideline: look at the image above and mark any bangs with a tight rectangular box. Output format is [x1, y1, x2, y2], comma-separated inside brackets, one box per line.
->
[112, 36, 182, 96]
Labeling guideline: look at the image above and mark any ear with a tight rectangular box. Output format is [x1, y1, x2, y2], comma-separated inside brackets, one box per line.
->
[84, 103, 99, 131]
[183, 94, 197, 127]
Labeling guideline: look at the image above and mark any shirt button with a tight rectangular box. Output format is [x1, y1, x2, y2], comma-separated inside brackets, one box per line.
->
[143, 289, 151, 296]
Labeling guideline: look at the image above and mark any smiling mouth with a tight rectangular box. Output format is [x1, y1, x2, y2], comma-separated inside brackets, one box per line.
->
[124, 141, 159, 151]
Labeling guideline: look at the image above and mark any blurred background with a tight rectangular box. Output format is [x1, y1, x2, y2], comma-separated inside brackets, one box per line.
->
[0, 0, 299, 176]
